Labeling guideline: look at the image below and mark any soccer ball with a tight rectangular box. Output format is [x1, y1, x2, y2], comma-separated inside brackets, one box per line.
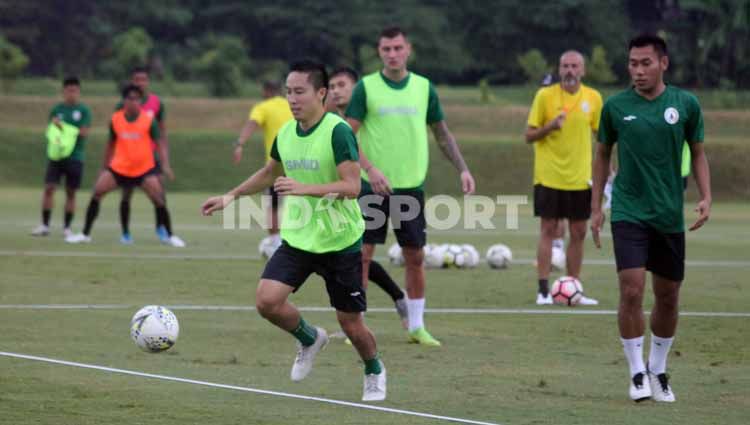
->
[460, 244, 480, 268]
[551, 246, 566, 271]
[424, 243, 446, 268]
[442, 244, 465, 268]
[486, 244, 512, 269]
[387, 243, 404, 266]
[551, 276, 584, 306]
[258, 236, 281, 260]
[130, 305, 180, 352]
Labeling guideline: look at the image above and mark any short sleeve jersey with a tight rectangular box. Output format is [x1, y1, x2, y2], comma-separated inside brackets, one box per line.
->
[527, 83, 603, 190]
[598, 86, 704, 233]
[48, 103, 92, 161]
[250, 96, 294, 161]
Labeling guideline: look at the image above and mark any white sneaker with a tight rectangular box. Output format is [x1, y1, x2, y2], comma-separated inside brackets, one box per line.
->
[63, 228, 73, 238]
[579, 295, 599, 305]
[629, 372, 652, 402]
[362, 365, 387, 402]
[65, 233, 91, 244]
[290, 327, 328, 382]
[165, 235, 186, 248]
[536, 293, 553, 305]
[649, 372, 675, 402]
[31, 224, 50, 237]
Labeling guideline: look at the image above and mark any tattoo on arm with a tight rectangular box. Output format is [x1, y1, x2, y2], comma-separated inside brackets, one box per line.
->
[430, 121, 468, 172]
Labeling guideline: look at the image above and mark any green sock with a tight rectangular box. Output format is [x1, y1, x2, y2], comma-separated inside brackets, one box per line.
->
[290, 317, 317, 347]
[364, 355, 383, 375]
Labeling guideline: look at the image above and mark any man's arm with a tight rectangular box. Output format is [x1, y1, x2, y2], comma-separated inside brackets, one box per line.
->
[345, 116, 392, 195]
[590, 142, 613, 248]
[233, 120, 260, 164]
[525, 114, 565, 143]
[688, 142, 711, 231]
[430, 120, 475, 194]
[202, 159, 283, 216]
[275, 160, 361, 199]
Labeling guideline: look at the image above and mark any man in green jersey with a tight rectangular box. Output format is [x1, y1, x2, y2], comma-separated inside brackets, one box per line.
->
[202, 61, 386, 402]
[329, 66, 409, 328]
[591, 34, 712, 403]
[31, 77, 91, 238]
[346, 27, 476, 347]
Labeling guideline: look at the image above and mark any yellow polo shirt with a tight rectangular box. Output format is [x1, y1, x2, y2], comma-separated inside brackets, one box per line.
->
[249, 96, 293, 161]
[527, 83, 602, 190]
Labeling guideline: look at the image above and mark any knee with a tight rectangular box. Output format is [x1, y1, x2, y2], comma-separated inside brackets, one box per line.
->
[620, 283, 644, 306]
[655, 291, 679, 311]
[540, 220, 558, 239]
[338, 315, 364, 337]
[255, 295, 281, 318]
[402, 247, 424, 267]
[43, 186, 56, 196]
[569, 226, 586, 242]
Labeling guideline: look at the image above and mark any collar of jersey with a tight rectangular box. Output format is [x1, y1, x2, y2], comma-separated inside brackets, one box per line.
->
[380, 71, 411, 90]
[295, 112, 328, 137]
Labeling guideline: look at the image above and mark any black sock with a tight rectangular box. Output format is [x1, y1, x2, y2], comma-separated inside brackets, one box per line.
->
[64, 211, 73, 229]
[538, 279, 549, 296]
[369, 260, 405, 302]
[155, 206, 173, 236]
[119, 200, 131, 235]
[83, 199, 100, 236]
[42, 209, 51, 226]
[154, 205, 161, 231]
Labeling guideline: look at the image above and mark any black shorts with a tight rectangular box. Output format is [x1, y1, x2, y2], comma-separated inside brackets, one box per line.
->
[45, 159, 83, 189]
[359, 189, 426, 248]
[534, 184, 592, 220]
[261, 242, 366, 313]
[265, 186, 280, 209]
[611, 221, 685, 282]
[108, 167, 158, 188]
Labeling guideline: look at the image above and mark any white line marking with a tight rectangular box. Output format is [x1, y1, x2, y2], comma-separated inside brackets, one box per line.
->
[0, 351, 502, 425]
[1, 304, 748, 317]
[1, 250, 749, 267]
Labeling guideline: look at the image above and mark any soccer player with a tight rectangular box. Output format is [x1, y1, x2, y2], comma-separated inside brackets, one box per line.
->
[346, 27, 476, 346]
[329, 66, 408, 328]
[525, 50, 602, 305]
[116, 67, 183, 246]
[232, 80, 293, 246]
[31, 77, 91, 238]
[66, 85, 182, 246]
[201, 61, 386, 401]
[591, 34, 712, 402]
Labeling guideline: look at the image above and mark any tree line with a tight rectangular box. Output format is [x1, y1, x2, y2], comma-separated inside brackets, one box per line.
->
[1, 0, 748, 95]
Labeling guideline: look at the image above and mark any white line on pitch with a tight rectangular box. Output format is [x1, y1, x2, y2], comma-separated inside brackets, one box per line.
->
[1, 250, 749, 267]
[0, 351, 502, 425]
[1, 304, 748, 317]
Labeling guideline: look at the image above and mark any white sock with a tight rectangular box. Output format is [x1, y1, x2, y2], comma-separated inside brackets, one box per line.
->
[269, 233, 281, 245]
[621, 336, 646, 377]
[406, 298, 425, 332]
[552, 238, 565, 250]
[648, 334, 674, 375]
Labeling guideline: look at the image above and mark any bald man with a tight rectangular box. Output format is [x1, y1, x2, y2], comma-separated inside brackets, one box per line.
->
[525, 50, 602, 305]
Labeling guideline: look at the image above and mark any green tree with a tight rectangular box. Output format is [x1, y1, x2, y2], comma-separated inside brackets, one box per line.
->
[102, 27, 154, 82]
[586, 45, 617, 85]
[0, 35, 29, 93]
[192, 35, 249, 97]
[517, 49, 549, 84]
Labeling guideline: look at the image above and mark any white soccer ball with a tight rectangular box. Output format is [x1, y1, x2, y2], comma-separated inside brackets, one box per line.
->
[460, 244, 480, 268]
[551, 276, 584, 306]
[442, 244, 465, 268]
[551, 247, 566, 271]
[258, 236, 281, 260]
[130, 305, 180, 353]
[424, 243, 446, 268]
[387, 243, 404, 266]
[486, 244, 513, 269]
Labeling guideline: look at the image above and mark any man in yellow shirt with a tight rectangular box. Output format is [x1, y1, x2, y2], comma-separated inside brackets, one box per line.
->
[525, 50, 602, 305]
[233, 81, 293, 244]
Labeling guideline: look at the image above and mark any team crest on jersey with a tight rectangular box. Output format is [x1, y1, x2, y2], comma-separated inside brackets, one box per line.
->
[145, 110, 155, 118]
[72, 110, 82, 121]
[581, 101, 590, 113]
[664, 107, 679, 125]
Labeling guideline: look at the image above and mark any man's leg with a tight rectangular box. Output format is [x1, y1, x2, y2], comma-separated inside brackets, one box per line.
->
[33, 183, 56, 236]
[536, 217, 558, 302]
[338, 310, 386, 401]
[62, 160, 83, 235]
[618, 267, 651, 401]
[553, 219, 566, 251]
[368, 260, 407, 327]
[120, 186, 134, 242]
[67, 170, 117, 242]
[566, 219, 587, 278]
[141, 175, 185, 247]
[63, 186, 76, 233]
[361, 243, 376, 291]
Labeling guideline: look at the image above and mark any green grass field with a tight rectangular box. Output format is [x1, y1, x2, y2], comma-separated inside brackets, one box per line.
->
[1, 187, 749, 425]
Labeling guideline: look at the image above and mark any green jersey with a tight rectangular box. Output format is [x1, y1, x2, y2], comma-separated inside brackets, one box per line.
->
[270, 112, 364, 253]
[598, 86, 704, 233]
[345, 71, 444, 189]
[48, 103, 92, 161]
